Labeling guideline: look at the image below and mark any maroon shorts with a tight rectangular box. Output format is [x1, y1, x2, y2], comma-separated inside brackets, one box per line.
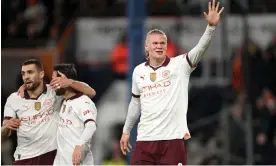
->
[13, 150, 57, 165]
[131, 139, 187, 165]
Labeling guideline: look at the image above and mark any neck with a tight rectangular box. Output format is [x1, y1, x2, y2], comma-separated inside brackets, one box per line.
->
[64, 90, 76, 100]
[149, 56, 166, 67]
[27, 82, 44, 98]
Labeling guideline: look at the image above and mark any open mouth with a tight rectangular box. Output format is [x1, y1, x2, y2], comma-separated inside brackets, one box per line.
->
[25, 81, 32, 85]
[155, 51, 163, 55]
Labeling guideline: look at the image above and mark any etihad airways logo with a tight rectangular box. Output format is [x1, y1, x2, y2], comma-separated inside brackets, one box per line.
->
[140, 80, 171, 98]
[140, 80, 171, 93]
[20, 109, 55, 125]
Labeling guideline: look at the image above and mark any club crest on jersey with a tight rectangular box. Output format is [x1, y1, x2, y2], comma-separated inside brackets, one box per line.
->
[162, 70, 170, 79]
[34, 102, 41, 111]
[150, 72, 156, 82]
[43, 99, 53, 106]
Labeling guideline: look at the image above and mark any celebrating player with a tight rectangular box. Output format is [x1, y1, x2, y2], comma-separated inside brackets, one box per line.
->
[120, 0, 224, 165]
[2, 59, 96, 165]
[52, 64, 97, 165]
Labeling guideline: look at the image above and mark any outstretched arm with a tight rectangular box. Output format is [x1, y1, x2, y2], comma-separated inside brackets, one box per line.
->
[187, 25, 216, 67]
[50, 71, 96, 98]
[68, 80, 96, 98]
[187, 0, 224, 67]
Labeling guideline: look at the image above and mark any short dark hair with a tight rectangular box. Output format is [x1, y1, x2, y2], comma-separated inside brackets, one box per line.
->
[53, 64, 77, 80]
[22, 59, 43, 71]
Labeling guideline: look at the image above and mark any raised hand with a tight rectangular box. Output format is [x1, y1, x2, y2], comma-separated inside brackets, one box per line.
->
[50, 71, 73, 90]
[204, 0, 224, 26]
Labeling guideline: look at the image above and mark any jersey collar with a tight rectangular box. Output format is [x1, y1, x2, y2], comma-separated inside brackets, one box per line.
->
[145, 56, 170, 71]
[24, 83, 47, 100]
[65, 93, 83, 101]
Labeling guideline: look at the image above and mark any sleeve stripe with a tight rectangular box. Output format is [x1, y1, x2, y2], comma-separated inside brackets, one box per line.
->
[185, 53, 193, 68]
[84, 119, 96, 126]
[185, 53, 196, 68]
[132, 93, 140, 98]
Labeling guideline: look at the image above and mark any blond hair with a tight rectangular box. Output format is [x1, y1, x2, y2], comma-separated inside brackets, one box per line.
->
[145, 29, 167, 59]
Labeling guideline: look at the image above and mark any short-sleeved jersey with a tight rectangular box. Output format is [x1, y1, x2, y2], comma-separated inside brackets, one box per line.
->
[132, 54, 195, 141]
[3, 84, 63, 160]
[55, 94, 97, 165]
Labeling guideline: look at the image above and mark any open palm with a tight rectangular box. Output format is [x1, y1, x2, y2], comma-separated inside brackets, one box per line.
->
[204, 0, 224, 26]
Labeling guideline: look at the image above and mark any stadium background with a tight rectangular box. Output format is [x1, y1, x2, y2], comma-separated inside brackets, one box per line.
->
[1, 0, 276, 165]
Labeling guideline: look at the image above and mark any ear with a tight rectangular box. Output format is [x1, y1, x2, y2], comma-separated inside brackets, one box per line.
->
[145, 44, 149, 51]
[39, 71, 45, 79]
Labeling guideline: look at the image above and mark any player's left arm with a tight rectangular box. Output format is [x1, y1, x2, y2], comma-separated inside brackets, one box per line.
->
[50, 71, 96, 98]
[77, 99, 97, 146]
[186, 0, 224, 67]
[73, 99, 97, 165]
[72, 122, 96, 165]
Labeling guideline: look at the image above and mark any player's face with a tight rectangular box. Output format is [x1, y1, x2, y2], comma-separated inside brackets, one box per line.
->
[145, 34, 167, 60]
[52, 71, 66, 96]
[21, 64, 44, 91]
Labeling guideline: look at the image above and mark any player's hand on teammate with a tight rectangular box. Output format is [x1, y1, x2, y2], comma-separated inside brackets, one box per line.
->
[17, 85, 25, 98]
[120, 133, 132, 155]
[50, 71, 73, 90]
[72, 145, 82, 165]
[5, 118, 21, 130]
[204, 0, 224, 26]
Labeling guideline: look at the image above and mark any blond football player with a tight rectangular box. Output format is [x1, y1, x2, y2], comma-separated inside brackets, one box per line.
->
[120, 0, 224, 165]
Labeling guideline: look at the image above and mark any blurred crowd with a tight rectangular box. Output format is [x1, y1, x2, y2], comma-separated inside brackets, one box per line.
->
[82, 0, 276, 16]
[1, 0, 276, 165]
[229, 35, 276, 164]
[1, 0, 78, 45]
[2, 0, 276, 41]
